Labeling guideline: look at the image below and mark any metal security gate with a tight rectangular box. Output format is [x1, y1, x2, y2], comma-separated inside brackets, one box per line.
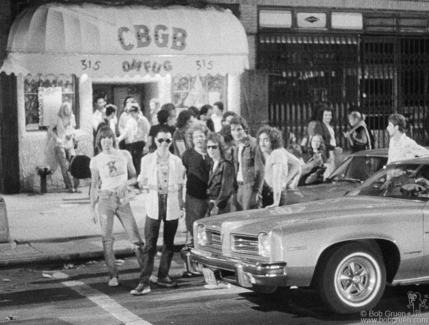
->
[361, 35, 429, 147]
[260, 33, 429, 148]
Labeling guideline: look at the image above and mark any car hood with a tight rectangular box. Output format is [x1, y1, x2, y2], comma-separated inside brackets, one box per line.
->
[288, 181, 357, 204]
[201, 196, 418, 235]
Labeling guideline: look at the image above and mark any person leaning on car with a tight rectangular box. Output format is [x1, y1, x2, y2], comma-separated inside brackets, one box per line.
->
[230, 116, 264, 210]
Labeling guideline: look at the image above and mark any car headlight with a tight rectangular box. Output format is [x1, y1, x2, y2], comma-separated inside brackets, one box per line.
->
[197, 224, 207, 246]
[258, 232, 271, 257]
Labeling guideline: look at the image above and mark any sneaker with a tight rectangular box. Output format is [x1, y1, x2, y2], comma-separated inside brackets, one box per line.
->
[108, 277, 119, 287]
[157, 277, 177, 287]
[130, 283, 151, 296]
[149, 275, 158, 283]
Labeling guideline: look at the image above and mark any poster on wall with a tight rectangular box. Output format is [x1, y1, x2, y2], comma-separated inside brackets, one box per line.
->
[38, 87, 62, 128]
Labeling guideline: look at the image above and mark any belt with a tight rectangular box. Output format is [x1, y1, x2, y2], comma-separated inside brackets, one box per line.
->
[237, 181, 244, 186]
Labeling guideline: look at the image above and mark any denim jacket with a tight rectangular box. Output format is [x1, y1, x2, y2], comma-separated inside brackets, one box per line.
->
[232, 135, 264, 193]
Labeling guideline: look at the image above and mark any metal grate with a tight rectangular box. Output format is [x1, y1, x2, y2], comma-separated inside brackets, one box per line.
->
[259, 33, 429, 149]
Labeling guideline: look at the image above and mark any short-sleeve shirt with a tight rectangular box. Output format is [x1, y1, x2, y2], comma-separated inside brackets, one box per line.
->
[90, 149, 131, 191]
[264, 148, 289, 189]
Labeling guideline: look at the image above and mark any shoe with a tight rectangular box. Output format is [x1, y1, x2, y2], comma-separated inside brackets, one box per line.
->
[108, 277, 119, 287]
[130, 283, 151, 296]
[149, 275, 158, 283]
[157, 277, 177, 287]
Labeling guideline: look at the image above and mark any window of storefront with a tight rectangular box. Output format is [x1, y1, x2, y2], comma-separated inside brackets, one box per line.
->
[171, 75, 227, 109]
[24, 74, 78, 131]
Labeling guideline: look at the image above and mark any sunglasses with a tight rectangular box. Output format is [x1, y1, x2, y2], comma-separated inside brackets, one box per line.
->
[157, 138, 172, 144]
[207, 145, 219, 150]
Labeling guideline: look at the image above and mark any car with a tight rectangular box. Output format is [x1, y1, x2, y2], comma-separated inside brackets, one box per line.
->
[288, 148, 388, 204]
[182, 157, 429, 314]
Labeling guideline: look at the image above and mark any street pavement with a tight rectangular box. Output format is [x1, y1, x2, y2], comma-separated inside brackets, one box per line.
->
[0, 186, 187, 267]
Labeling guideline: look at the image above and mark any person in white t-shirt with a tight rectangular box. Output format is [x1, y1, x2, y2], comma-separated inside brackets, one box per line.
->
[211, 101, 224, 133]
[89, 126, 145, 293]
[257, 125, 301, 208]
[117, 104, 150, 175]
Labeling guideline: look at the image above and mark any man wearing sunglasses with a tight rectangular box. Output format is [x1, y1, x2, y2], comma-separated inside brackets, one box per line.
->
[134, 128, 185, 295]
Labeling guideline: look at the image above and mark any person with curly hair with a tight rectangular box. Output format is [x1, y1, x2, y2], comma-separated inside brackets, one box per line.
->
[257, 125, 301, 208]
[182, 122, 211, 247]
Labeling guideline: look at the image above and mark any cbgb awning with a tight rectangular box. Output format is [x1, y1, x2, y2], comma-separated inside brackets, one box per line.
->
[1, 3, 249, 77]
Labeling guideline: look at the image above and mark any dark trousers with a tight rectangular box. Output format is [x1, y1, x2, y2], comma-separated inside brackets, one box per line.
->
[140, 194, 178, 285]
[185, 194, 209, 246]
[125, 141, 145, 175]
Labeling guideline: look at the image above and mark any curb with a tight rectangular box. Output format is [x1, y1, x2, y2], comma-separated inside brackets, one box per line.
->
[0, 243, 187, 268]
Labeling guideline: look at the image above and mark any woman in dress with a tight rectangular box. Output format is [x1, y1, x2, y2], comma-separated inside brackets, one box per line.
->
[206, 132, 235, 215]
[48, 102, 79, 193]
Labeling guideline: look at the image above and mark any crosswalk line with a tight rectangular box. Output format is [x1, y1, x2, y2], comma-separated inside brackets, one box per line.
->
[61, 276, 153, 325]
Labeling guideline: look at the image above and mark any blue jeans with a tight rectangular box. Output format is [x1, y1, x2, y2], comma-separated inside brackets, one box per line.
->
[54, 146, 78, 189]
[97, 191, 144, 279]
[233, 183, 258, 211]
[140, 194, 178, 285]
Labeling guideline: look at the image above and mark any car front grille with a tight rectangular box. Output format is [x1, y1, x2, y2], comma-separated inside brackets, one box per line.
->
[232, 234, 259, 255]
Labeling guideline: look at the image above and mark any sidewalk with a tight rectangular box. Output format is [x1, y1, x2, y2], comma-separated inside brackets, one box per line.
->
[0, 186, 187, 267]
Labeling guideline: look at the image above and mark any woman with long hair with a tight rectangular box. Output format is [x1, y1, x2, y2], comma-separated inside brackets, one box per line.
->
[173, 110, 193, 157]
[48, 102, 79, 192]
[300, 134, 328, 185]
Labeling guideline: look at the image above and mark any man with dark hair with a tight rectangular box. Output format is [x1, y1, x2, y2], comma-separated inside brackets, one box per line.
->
[229, 116, 264, 211]
[222, 111, 238, 126]
[145, 110, 176, 154]
[199, 104, 215, 132]
[92, 95, 107, 154]
[386, 113, 429, 164]
[211, 102, 224, 132]
[134, 127, 185, 295]
[161, 103, 177, 127]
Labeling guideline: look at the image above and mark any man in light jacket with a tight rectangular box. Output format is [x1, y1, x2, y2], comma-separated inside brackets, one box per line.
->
[133, 127, 185, 295]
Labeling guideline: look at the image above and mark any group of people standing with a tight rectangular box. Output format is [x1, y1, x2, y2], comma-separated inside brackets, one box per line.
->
[88, 99, 307, 296]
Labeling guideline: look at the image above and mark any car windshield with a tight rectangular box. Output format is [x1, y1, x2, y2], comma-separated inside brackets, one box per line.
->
[329, 155, 387, 183]
[348, 163, 429, 201]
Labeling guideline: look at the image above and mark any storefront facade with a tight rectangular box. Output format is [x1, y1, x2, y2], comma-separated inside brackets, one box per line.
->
[0, 2, 248, 192]
[2, 0, 429, 193]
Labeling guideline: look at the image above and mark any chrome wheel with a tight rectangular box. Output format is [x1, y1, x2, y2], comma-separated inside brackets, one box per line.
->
[318, 243, 386, 314]
[334, 253, 381, 307]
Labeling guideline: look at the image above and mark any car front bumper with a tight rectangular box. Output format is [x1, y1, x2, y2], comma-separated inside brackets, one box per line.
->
[181, 248, 288, 288]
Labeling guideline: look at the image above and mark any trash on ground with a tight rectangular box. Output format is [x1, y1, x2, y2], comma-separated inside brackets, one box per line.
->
[42, 273, 53, 278]
[63, 264, 74, 269]
[5, 316, 16, 320]
[115, 259, 124, 266]
[2, 279, 11, 282]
